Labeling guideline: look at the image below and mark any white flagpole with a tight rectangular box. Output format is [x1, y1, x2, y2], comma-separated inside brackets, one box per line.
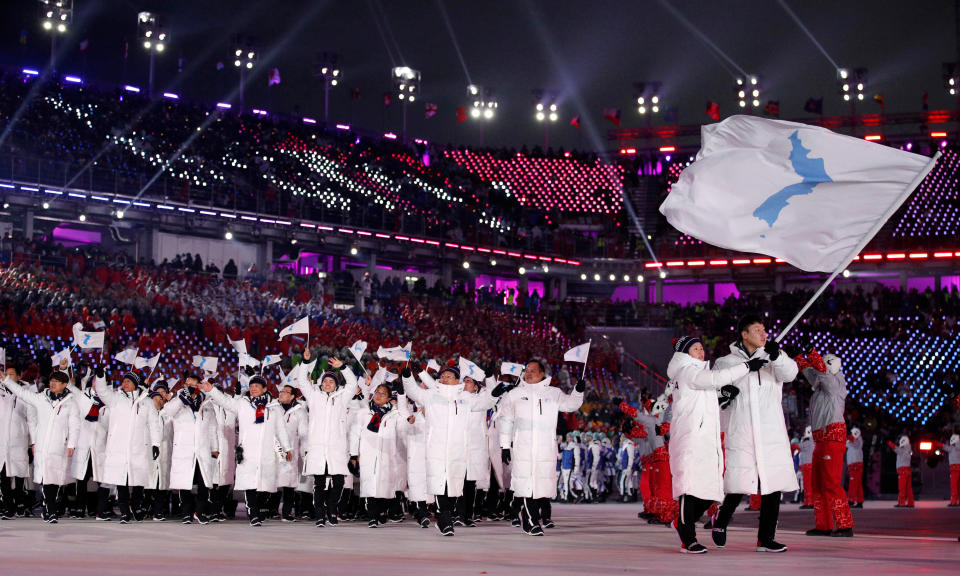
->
[581, 339, 592, 380]
[776, 151, 941, 342]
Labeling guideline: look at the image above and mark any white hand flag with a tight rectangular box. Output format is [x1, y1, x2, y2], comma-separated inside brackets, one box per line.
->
[73, 322, 105, 349]
[135, 353, 161, 372]
[349, 340, 368, 363]
[376, 342, 412, 362]
[115, 348, 139, 366]
[458, 357, 485, 383]
[229, 338, 247, 356]
[51, 348, 72, 367]
[278, 316, 310, 340]
[192, 356, 219, 373]
[564, 342, 591, 364]
[660, 115, 937, 272]
[239, 353, 261, 368]
[426, 359, 441, 373]
[500, 362, 524, 378]
[261, 354, 281, 369]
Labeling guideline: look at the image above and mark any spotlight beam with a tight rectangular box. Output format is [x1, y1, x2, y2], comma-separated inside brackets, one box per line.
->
[776, 0, 840, 70]
[366, 0, 404, 68]
[656, 0, 746, 78]
[435, 0, 472, 86]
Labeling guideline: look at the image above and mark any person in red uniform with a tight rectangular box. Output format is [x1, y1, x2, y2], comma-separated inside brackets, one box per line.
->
[796, 349, 853, 537]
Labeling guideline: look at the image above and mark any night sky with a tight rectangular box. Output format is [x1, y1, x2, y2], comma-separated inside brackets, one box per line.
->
[0, 0, 955, 152]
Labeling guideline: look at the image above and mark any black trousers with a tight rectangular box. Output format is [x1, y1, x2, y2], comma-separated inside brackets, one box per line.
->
[313, 473, 345, 519]
[365, 497, 388, 522]
[212, 485, 237, 516]
[41, 484, 63, 517]
[435, 484, 457, 529]
[410, 500, 429, 521]
[457, 480, 477, 521]
[179, 463, 210, 517]
[72, 460, 109, 516]
[677, 494, 713, 546]
[0, 466, 24, 516]
[244, 489, 266, 521]
[117, 485, 144, 517]
[148, 489, 169, 516]
[521, 497, 551, 524]
[715, 491, 782, 544]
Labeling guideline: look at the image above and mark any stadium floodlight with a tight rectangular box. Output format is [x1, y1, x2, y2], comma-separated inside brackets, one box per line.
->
[314, 52, 342, 124]
[735, 75, 759, 111]
[462, 261, 470, 269]
[634, 81, 663, 117]
[533, 89, 559, 148]
[224, 231, 233, 240]
[391, 66, 421, 143]
[468, 85, 498, 122]
[40, 1, 73, 68]
[232, 36, 258, 109]
[138, 12, 168, 98]
[518, 267, 526, 275]
[943, 63, 958, 96]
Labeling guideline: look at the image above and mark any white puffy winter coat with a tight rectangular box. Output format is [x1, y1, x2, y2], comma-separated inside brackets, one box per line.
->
[666, 351, 749, 502]
[715, 342, 800, 495]
[350, 400, 408, 499]
[67, 385, 109, 483]
[398, 399, 432, 503]
[0, 381, 33, 478]
[214, 403, 237, 486]
[94, 377, 161, 488]
[487, 398, 511, 492]
[162, 393, 220, 490]
[149, 410, 174, 491]
[498, 377, 583, 499]
[466, 400, 491, 490]
[206, 388, 291, 493]
[4, 377, 80, 486]
[296, 367, 359, 477]
[403, 372, 497, 497]
[275, 402, 308, 489]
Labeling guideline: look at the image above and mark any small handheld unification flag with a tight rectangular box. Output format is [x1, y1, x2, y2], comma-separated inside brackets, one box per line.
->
[230, 338, 247, 356]
[279, 363, 299, 387]
[278, 316, 309, 340]
[384, 371, 399, 382]
[72, 323, 105, 349]
[659, 115, 936, 273]
[135, 353, 161, 372]
[261, 354, 281, 369]
[192, 356, 219, 373]
[349, 340, 367, 363]
[564, 342, 591, 364]
[115, 348, 139, 365]
[51, 348, 72, 368]
[426, 359, 441, 373]
[458, 357, 485, 383]
[500, 362, 524, 378]
[376, 342, 412, 362]
[239, 353, 261, 368]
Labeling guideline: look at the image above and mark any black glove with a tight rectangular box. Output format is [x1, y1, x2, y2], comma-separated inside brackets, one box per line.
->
[235, 446, 245, 465]
[501, 448, 511, 465]
[391, 378, 404, 395]
[94, 367, 105, 379]
[575, 378, 586, 393]
[719, 385, 740, 410]
[152, 446, 160, 460]
[401, 367, 412, 379]
[655, 424, 662, 436]
[348, 456, 360, 477]
[492, 382, 515, 398]
[745, 358, 768, 372]
[764, 340, 781, 361]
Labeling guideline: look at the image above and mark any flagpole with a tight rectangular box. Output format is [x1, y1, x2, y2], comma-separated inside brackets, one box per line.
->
[581, 339, 592, 380]
[776, 151, 941, 343]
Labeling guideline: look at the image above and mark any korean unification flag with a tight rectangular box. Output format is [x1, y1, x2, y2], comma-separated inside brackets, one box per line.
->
[115, 348, 139, 366]
[261, 354, 282, 369]
[564, 342, 591, 364]
[72, 323, 105, 349]
[51, 348, 72, 367]
[458, 357, 485, 383]
[279, 364, 300, 387]
[193, 355, 219, 373]
[377, 342, 412, 362]
[278, 316, 310, 340]
[135, 353, 161, 372]
[349, 340, 368, 364]
[426, 359, 441, 373]
[229, 338, 247, 356]
[239, 353, 261, 368]
[660, 115, 936, 272]
[500, 362, 524, 378]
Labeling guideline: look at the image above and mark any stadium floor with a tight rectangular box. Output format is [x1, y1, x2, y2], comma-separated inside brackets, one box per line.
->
[0, 501, 956, 575]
